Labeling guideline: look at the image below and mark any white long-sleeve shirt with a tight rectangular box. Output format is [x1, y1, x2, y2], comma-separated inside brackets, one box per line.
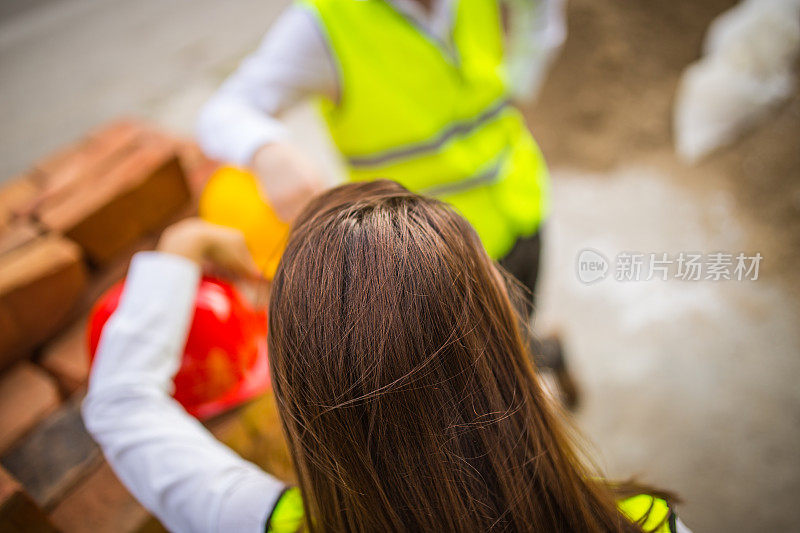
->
[82, 252, 283, 533]
[196, 0, 567, 167]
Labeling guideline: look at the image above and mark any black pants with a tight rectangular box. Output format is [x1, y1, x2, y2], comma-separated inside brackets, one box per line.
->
[498, 230, 561, 370]
[499, 231, 542, 318]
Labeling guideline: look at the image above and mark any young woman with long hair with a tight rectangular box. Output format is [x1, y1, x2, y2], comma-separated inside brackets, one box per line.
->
[83, 180, 690, 532]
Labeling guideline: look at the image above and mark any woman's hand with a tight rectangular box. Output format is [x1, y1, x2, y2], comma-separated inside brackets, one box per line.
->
[251, 141, 326, 222]
[157, 218, 261, 279]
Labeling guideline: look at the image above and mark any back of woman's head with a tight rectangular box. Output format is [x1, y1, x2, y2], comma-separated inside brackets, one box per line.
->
[268, 180, 637, 532]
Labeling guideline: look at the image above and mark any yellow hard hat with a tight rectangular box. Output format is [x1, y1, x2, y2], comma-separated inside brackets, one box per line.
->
[199, 166, 290, 279]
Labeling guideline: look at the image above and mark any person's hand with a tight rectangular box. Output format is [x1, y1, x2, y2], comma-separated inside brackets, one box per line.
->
[251, 141, 326, 222]
[157, 218, 261, 280]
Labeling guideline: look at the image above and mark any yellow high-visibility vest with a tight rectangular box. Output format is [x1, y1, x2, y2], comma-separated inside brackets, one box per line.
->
[300, 0, 550, 259]
[266, 487, 677, 532]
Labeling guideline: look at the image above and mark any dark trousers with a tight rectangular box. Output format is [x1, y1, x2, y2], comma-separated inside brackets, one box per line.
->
[498, 230, 562, 370]
[499, 231, 542, 318]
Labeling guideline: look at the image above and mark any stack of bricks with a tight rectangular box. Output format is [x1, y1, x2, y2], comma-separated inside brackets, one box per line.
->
[0, 119, 239, 532]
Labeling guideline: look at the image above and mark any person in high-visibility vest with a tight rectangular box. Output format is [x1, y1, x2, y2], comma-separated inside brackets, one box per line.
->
[198, 0, 579, 405]
[84, 181, 691, 532]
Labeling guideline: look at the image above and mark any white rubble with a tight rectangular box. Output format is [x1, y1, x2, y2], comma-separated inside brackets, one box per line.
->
[674, 0, 800, 163]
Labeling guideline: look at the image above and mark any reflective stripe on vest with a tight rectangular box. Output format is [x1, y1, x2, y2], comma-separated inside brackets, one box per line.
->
[265, 488, 675, 532]
[298, 0, 550, 259]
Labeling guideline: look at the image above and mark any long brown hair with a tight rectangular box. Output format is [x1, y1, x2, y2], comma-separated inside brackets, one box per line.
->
[268, 180, 655, 532]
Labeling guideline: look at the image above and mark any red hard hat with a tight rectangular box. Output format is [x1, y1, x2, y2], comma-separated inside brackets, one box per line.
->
[88, 276, 270, 420]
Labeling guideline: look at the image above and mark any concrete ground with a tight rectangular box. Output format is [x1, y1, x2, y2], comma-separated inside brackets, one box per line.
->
[539, 168, 800, 532]
[2, 1, 799, 532]
[0, 0, 342, 183]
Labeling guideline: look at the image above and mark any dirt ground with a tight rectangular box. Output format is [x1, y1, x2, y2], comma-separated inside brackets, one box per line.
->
[526, 0, 800, 294]
[526, 1, 800, 531]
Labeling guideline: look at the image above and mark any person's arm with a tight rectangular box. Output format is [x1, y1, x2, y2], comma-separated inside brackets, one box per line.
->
[83, 220, 283, 533]
[197, 5, 337, 221]
[504, 0, 567, 103]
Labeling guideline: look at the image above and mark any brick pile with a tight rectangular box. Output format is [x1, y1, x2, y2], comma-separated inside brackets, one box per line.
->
[0, 120, 292, 532]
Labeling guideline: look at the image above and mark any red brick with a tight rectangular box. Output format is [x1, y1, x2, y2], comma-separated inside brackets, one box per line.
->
[0, 465, 57, 532]
[0, 362, 59, 454]
[76, 234, 158, 317]
[1, 396, 100, 507]
[38, 317, 90, 396]
[48, 462, 159, 533]
[0, 177, 40, 229]
[187, 159, 219, 200]
[0, 221, 41, 257]
[36, 119, 147, 198]
[176, 139, 206, 173]
[38, 136, 190, 265]
[177, 140, 219, 197]
[25, 121, 148, 225]
[0, 236, 87, 369]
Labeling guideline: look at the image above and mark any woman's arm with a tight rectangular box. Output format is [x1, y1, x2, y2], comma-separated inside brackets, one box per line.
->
[504, 0, 567, 103]
[196, 5, 337, 167]
[196, 6, 334, 222]
[83, 222, 283, 533]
